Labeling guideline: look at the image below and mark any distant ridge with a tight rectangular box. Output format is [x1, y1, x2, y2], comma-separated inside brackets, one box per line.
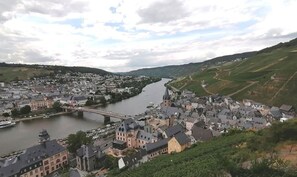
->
[0, 62, 111, 75]
[123, 51, 256, 78]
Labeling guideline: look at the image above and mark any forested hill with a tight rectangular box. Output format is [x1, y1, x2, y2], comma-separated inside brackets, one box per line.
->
[0, 63, 111, 82]
[123, 51, 256, 78]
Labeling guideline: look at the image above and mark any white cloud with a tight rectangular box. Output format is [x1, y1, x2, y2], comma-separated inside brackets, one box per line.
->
[0, 0, 296, 72]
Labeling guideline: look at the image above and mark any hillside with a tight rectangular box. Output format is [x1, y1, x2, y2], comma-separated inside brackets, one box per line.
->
[110, 120, 297, 177]
[170, 38, 297, 108]
[124, 52, 256, 78]
[0, 63, 111, 82]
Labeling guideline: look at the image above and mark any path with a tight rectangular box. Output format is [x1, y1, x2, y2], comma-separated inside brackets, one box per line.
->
[271, 71, 297, 101]
[228, 81, 258, 97]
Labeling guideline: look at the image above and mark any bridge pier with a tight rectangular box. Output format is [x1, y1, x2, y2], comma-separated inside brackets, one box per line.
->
[104, 116, 110, 124]
[78, 111, 84, 117]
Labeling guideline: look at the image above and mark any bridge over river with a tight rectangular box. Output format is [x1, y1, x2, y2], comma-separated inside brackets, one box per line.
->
[62, 106, 133, 123]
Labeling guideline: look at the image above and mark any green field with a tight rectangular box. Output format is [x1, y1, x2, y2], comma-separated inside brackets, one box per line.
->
[0, 67, 52, 82]
[169, 39, 297, 108]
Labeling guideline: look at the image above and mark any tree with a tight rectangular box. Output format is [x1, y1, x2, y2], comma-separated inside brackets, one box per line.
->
[85, 100, 95, 106]
[2, 112, 10, 117]
[11, 109, 19, 117]
[99, 96, 107, 106]
[20, 105, 31, 115]
[66, 131, 92, 153]
[52, 101, 62, 112]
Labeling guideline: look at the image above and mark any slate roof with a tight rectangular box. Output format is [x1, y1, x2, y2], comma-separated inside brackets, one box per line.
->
[145, 138, 169, 154]
[136, 130, 154, 142]
[76, 144, 101, 158]
[117, 118, 138, 133]
[121, 149, 147, 168]
[173, 132, 191, 145]
[164, 124, 184, 138]
[280, 104, 293, 112]
[191, 126, 213, 142]
[0, 140, 65, 177]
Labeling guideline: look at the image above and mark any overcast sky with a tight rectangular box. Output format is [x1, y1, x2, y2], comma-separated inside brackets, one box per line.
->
[0, 0, 296, 72]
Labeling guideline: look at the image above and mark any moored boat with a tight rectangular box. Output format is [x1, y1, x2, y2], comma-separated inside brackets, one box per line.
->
[0, 118, 16, 129]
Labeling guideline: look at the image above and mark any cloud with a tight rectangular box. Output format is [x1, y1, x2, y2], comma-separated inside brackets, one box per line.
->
[137, 0, 190, 24]
[0, 0, 296, 72]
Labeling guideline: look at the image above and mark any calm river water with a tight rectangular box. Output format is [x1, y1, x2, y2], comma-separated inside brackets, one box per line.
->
[0, 78, 170, 155]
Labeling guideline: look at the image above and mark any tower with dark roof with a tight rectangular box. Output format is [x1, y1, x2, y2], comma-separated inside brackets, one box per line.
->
[39, 129, 50, 144]
[162, 87, 172, 107]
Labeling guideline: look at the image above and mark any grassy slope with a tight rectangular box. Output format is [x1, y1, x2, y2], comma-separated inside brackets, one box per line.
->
[170, 40, 297, 108]
[111, 120, 297, 177]
[124, 52, 256, 78]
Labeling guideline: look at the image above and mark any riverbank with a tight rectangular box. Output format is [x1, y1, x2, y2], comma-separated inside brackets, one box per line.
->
[14, 112, 73, 122]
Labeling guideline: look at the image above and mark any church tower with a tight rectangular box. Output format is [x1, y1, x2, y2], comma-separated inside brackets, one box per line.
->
[39, 129, 50, 144]
[162, 87, 172, 107]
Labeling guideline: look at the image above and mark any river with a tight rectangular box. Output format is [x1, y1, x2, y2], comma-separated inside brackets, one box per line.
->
[0, 78, 170, 156]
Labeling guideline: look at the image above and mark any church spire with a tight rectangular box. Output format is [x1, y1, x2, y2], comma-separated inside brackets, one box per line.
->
[163, 87, 171, 100]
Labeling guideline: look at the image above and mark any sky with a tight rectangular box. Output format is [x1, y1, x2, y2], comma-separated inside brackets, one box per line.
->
[0, 0, 297, 72]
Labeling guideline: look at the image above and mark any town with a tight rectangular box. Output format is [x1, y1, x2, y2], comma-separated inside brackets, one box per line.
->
[0, 72, 159, 121]
[0, 81, 295, 176]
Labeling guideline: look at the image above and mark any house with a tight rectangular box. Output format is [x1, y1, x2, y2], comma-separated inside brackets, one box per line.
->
[163, 124, 184, 138]
[280, 104, 294, 114]
[168, 132, 191, 154]
[191, 125, 213, 142]
[0, 130, 68, 177]
[185, 118, 198, 131]
[76, 144, 104, 172]
[145, 138, 169, 159]
[118, 149, 147, 170]
[30, 97, 53, 111]
[70, 96, 88, 106]
[115, 118, 157, 149]
[270, 106, 282, 119]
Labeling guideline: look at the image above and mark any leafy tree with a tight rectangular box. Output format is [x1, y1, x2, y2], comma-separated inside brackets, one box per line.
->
[52, 101, 62, 112]
[100, 96, 107, 106]
[11, 109, 19, 117]
[20, 105, 31, 115]
[2, 112, 10, 117]
[66, 131, 92, 153]
[85, 100, 95, 106]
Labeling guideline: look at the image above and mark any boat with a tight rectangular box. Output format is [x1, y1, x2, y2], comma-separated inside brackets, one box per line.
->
[0, 118, 16, 129]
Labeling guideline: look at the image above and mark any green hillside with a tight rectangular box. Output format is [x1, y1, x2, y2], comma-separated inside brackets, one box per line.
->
[170, 38, 297, 108]
[124, 52, 256, 78]
[0, 63, 111, 82]
[110, 120, 297, 177]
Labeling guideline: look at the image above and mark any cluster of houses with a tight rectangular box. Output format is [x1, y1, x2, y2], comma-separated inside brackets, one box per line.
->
[0, 73, 150, 116]
[106, 88, 296, 170]
[68, 87, 295, 174]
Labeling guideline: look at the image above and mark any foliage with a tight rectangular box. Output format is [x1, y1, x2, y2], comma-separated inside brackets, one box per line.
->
[20, 105, 31, 115]
[52, 101, 63, 112]
[102, 155, 118, 170]
[11, 109, 19, 117]
[85, 99, 96, 106]
[66, 131, 92, 153]
[100, 96, 107, 106]
[248, 120, 297, 152]
[2, 112, 10, 117]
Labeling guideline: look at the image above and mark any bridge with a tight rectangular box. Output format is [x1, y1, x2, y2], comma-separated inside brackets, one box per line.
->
[62, 106, 132, 124]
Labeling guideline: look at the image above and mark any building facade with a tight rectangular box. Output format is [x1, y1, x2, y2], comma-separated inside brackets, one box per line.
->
[0, 130, 68, 177]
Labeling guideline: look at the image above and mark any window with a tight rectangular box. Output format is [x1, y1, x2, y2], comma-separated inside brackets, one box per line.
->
[51, 167, 54, 171]
[30, 171, 33, 175]
[44, 160, 49, 165]
[62, 156, 67, 160]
